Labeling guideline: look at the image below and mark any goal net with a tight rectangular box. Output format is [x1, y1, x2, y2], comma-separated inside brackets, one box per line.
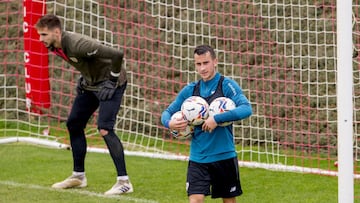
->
[1, 0, 360, 186]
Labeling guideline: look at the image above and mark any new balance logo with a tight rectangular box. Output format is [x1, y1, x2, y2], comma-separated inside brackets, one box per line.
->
[230, 186, 236, 192]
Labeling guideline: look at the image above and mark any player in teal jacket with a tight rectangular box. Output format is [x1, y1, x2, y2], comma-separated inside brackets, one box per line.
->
[161, 45, 252, 203]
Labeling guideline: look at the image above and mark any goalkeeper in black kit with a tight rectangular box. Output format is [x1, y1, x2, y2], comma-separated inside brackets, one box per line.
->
[35, 14, 133, 195]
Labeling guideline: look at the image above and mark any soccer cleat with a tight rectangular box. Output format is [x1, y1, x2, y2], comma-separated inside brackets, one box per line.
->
[104, 180, 134, 195]
[51, 174, 87, 189]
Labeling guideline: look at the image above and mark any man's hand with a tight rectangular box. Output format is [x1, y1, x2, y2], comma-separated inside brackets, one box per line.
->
[169, 116, 188, 132]
[202, 116, 218, 133]
[98, 80, 117, 100]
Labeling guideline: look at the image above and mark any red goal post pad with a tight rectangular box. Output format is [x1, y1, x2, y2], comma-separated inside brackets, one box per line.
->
[23, 0, 50, 113]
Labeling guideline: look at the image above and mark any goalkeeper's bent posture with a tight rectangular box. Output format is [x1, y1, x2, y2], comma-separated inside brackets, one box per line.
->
[35, 14, 133, 195]
[161, 45, 252, 203]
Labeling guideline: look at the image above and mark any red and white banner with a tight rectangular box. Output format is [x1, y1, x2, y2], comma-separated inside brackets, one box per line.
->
[23, 0, 50, 113]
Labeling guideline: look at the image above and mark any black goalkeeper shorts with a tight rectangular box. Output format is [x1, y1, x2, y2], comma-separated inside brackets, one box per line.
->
[186, 157, 242, 199]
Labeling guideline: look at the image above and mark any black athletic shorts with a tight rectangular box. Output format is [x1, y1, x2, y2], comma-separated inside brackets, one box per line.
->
[186, 157, 242, 199]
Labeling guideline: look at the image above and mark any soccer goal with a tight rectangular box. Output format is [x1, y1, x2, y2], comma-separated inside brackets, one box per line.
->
[0, 0, 359, 201]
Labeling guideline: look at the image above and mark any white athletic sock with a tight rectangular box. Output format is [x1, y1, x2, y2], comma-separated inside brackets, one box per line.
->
[72, 171, 85, 177]
[117, 176, 129, 181]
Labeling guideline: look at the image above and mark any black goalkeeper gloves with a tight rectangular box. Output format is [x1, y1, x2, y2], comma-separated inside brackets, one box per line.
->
[76, 76, 85, 95]
[76, 75, 119, 101]
[98, 78, 118, 101]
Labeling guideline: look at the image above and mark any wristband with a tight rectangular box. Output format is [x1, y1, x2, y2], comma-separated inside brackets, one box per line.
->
[110, 71, 120, 77]
[110, 72, 119, 82]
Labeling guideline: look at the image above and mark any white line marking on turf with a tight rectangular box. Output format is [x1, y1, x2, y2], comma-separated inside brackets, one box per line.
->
[0, 180, 158, 203]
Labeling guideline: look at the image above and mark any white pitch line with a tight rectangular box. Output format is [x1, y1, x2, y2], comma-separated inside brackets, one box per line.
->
[0, 180, 158, 203]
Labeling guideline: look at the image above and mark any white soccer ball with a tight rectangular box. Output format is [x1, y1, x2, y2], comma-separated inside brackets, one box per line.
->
[181, 96, 209, 126]
[208, 97, 236, 126]
[170, 111, 194, 139]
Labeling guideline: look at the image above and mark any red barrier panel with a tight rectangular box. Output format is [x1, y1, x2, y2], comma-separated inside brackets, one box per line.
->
[23, 0, 50, 113]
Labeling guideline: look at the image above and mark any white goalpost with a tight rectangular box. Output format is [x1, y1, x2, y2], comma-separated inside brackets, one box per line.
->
[0, 0, 359, 202]
[337, 0, 354, 202]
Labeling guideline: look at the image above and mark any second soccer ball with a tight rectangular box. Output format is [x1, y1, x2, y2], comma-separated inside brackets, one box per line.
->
[208, 97, 236, 126]
[181, 96, 209, 126]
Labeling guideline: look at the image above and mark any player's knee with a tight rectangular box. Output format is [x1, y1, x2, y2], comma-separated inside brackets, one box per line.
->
[99, 129, 109, 136]
[66, 118, 73, 129]
[66, 119, 83, 132]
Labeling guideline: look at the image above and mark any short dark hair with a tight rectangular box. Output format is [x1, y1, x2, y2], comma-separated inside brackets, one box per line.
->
[194, 45, 216, 59]
[35, 14, 62, 30]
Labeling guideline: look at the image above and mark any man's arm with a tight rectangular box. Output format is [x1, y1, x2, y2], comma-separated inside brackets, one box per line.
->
[161, 85, 194, 128]
[213, 79, 252, 124]
[76, 37, 124, 75]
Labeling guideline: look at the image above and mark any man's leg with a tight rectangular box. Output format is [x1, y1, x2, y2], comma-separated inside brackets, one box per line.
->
[52, 91, 99, 189]
[97, 83, 133, 195]
[67, 91, 99, 172]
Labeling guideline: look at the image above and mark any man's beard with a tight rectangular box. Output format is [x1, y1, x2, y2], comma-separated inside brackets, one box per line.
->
[46, 40, 56, 51]
[48, 44, 55, 51]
